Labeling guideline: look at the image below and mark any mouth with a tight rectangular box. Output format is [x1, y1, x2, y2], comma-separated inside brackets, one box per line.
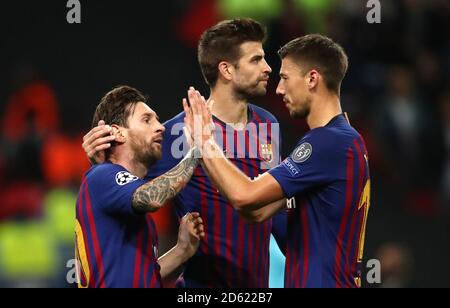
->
[153, 137, 163, 145]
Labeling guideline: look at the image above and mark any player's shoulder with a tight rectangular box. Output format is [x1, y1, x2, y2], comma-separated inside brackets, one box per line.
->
[293, 115, 360, 163]
[162, 112, 187, 140]
[163, 111, 186, 127]
[86, 162, 138, 187]
[303, 115, 359, 148]
[249, 104, 279, 123]
[87, 162, 124, 177]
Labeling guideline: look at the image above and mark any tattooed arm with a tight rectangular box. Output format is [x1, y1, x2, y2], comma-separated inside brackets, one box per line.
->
[132, 147, 200, 213]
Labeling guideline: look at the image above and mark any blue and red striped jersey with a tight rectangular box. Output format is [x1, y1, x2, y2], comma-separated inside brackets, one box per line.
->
[147, 104, 287, 288]
[268, 114, 371, 288]
[75, 162, 161, 288]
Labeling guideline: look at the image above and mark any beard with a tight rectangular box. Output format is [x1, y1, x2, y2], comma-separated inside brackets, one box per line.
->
[233, 79, 268, 100]
[129, 131, 162, 168]
[290, 96, 312, 119]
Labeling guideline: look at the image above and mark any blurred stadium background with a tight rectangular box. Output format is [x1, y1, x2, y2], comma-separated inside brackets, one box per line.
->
[0, 0, 449, 288]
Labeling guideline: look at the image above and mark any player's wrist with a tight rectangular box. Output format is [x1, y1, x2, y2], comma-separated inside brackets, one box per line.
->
[201, 137, 221, 159]
[186, 135, 218, 159]
[185, 146, 202, 160]
[173, 242, 191, 263]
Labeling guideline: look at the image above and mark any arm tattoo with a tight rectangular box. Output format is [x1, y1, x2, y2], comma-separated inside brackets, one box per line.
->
[132, 148, 200, 213]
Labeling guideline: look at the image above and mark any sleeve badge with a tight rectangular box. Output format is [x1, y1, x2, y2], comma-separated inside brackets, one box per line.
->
[291, 142, 312, 163]
[115, 171, 139, 186]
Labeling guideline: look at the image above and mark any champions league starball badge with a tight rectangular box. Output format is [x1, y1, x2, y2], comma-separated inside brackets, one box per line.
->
[115, 171, 139, 186]
[291, 143, 312, 163]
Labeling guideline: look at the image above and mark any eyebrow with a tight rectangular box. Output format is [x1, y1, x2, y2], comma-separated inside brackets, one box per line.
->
[250, 54, 264, 61]
[142, 112, 159, 121]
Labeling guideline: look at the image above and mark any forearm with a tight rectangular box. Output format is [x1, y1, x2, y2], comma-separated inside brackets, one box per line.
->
[238, 198, 286, 223]
[157, 245, 189, 280]
[132, 147, 200, 213]
[201, 140, 255, 208]
[201, 140, 281, 210]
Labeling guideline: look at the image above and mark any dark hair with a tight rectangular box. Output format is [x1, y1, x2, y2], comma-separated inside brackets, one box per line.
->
[198, 18, 266, 87]
[92, 85, 147, 128]
[278, 34, 348, 95]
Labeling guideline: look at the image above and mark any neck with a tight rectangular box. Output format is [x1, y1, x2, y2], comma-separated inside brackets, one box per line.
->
[109, 147, 148, 179]
[306, 92, 342, 130]
[209, 84, 249, 125]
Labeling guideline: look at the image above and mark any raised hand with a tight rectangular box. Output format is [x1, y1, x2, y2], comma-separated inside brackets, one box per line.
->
[182, 87, 215, 151]
[82, 120, 116, 165]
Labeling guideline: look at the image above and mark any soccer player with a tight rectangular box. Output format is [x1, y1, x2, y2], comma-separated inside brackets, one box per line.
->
[75, 86, 205, 288]
[185, 34, 371, 288]
[82, 18, 287, 288]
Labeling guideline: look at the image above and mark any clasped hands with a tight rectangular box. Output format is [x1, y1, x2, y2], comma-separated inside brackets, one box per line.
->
[182, 87, 216, 155]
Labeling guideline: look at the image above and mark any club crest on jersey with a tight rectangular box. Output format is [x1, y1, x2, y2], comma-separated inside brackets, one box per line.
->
[116, 171, 139, 186]
[292, 142, 312, 163]
[260, 144, 273, 163]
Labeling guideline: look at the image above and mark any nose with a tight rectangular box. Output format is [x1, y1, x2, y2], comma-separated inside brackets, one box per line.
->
[276, 81, 284, 96]
[156, 121, 165, 134]
[263, 59, 272, 74]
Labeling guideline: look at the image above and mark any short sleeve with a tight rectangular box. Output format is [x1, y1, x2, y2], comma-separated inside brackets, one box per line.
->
[268, 129, 343, 198]
[88, 164, 147, 217]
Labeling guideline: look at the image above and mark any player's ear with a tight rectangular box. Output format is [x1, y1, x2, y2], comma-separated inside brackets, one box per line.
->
[307, 70, 319, 91]
[218, 61, 233, 82]
[111, 125, 126, 144]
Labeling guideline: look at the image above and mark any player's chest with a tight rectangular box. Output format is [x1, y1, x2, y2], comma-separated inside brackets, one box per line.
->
[214, 132, 278, 172]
